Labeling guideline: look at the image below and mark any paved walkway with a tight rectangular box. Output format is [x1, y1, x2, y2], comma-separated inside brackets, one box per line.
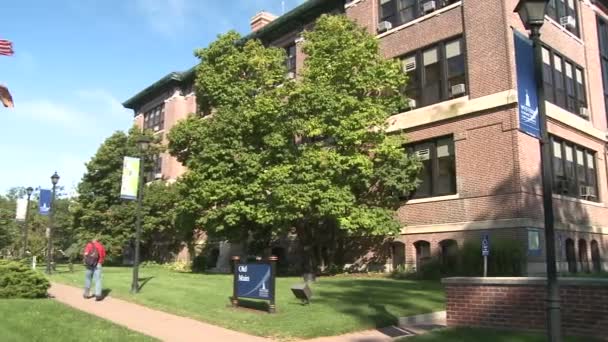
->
[50, 282, 444, 342]
[49, 282, 269, 342]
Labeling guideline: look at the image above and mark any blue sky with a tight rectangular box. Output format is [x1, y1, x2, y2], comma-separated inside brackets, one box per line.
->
[0, 0, 304, 195]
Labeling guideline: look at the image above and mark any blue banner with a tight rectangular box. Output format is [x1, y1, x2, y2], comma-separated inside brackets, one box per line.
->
[236, 263, 273, 300]
[39, 189, 51, 215]
[514, 31, 541, 139]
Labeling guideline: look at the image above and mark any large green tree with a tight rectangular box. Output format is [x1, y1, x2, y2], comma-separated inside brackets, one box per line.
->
[169, 15, 420, 271]
[72, 128, 185, 263]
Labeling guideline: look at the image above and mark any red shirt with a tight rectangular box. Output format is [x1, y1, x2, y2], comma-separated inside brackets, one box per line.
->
[84, 241, 106, 265]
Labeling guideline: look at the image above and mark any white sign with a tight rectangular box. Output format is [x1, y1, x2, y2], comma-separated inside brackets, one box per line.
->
[15, 198, 27, 221]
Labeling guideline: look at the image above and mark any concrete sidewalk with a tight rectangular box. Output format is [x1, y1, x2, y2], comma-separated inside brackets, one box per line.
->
[49, 282, 270, 342]
[49, 282, 444, 342]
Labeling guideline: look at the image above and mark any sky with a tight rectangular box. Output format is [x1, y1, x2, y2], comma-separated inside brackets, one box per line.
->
[0, 0, 304, 195]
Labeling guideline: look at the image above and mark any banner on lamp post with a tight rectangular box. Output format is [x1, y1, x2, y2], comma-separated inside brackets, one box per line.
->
[120, 156, 140, 200]
[39, 189, 51, 216]
[514, 30, 541, 139]
[15, 198, 27, 221]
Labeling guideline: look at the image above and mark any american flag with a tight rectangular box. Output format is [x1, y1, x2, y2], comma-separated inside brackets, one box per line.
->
[0, 39, 14, 56]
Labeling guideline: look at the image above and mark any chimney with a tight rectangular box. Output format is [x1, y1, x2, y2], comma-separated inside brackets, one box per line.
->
[250, 11, 277, 32]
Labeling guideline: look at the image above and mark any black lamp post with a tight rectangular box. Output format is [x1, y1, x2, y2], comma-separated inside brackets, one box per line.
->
[46, 172, 60, 275]
[22, 186, 33, 258]
[131, 135, 151, 294]
[514, 1, 561, 341]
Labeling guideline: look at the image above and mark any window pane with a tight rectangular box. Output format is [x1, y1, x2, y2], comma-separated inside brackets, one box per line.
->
[576, 149, 585, 184]
[380, 0, 396, 23]
[435, 138, 456, 195]
[402, 55, 420, 108]
[543, 48, 554, 103]
[564, 144, 575, 195]
[575, 68, 585, 107]
[553, 55, 566, 108]
[586, 152, 597, 198]
[552, 140, 564, 192]
[446, 39, 465, 98]
[413, 142, 433, 197]
[423, 47, 441, 105]
[547, 0, 557, 20]
[564, 62, 576, 112]
[397, 0, 416, 24]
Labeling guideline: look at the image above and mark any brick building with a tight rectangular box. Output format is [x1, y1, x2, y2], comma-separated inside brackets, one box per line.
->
[123, 0, 608, 274]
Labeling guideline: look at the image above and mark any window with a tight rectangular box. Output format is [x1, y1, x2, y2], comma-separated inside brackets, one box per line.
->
[551, 136, 598, 201]
[147, 154, 162, 181]
[528, 229, 541, 256]
[542, 47, 587, 118]
[406, 136, 456, 199]
[143, 103, 165, 132]
[400, 37, 466, 109]
[597, 17, 608, 126]
[379, 0, 460, 29]
[285, 44, 296, 77]
[546, 0, 579, 36]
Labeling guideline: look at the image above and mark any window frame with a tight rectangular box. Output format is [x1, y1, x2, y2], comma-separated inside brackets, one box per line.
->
[550, 136, 599, 202]
[378, 0, 460, 30]
[541, 45, 587, 118]
[399, 36, 466, 110]
[285, 43, 297, 77]
[546, 0, 580, 36]
[143, 103, 165, 132]
[597, 16, 608, 127]
[405, 135, 457, 199]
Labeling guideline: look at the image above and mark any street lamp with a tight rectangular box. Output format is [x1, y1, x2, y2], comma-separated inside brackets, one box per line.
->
[131, 135, 151, 294]
[46, 172, 60, 274]
[514, 1, 562, 341]
[22, 186, 33, 258]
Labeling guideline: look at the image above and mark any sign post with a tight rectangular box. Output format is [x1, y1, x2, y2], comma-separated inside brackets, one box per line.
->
[482, 234, 490, 277]
[231, 256, 277, 313]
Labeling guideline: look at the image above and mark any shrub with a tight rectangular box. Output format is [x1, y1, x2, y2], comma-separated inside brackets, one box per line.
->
[0, 260, 50, 298]
[191, 254, 206, 273]
[164, 261, 191, 273]
[458, 238, 526, 277]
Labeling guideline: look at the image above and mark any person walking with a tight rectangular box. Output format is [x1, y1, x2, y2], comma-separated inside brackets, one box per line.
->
[83, 238, 106, 301]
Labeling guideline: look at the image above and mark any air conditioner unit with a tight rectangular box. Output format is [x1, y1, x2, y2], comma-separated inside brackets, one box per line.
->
[407, 99, 417, 109]
[377, 21, 393, 33]
[560, 16, 576, 30]
[451, 83, 466, 96]
[579, 107, 589, 118]
[415, 148, 430, 160]
[403, 60, 416, 73]
[423, 1, 437, 13]
[153, 125, 160, 131]
[286, 71, 296, 79]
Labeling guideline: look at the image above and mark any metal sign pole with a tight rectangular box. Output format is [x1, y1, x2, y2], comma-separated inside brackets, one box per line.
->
[231, 256, 240, 308]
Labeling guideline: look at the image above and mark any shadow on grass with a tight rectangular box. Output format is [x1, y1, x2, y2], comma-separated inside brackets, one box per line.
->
[311, 278, 444, 329]
[138, 277, 155, 291]
[230, 298, 272, 313]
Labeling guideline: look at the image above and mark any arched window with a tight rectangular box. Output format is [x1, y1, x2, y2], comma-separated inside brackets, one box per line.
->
[565, 239, 577, 273]
[391, 241, 406, 270]
[579, 239, 589, 273]
[439, 239, 458, 273]
[591, 240, 601, 273]
[414, 240, 431, 271]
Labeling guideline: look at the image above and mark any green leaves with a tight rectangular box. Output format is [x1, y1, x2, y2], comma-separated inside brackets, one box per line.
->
[169, 15, 421, 266]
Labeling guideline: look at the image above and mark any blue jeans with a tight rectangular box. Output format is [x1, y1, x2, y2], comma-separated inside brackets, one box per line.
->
[84, 264, 102, 297]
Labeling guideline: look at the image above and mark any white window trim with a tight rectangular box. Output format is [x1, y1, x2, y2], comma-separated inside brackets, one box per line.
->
[405, 193, 460, 205]
[552, 193, 605, 207]
[345, 0, 364, 9]
[377, 2, 462, 39]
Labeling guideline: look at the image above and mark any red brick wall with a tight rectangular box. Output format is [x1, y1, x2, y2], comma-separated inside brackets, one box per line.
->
[444, 278, 608, 339]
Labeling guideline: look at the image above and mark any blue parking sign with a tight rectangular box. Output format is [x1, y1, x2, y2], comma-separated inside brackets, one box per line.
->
[482, 235, 490, 256]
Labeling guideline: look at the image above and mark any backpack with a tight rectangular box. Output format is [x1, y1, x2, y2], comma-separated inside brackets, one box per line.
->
[84, 242, 99, 268]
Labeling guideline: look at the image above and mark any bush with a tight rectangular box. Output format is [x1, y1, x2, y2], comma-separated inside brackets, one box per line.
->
[459, 238, 526, 277]
[0, 260, 50, 298]
[164, 261, 191, 273]
[191, 254, 206, 273]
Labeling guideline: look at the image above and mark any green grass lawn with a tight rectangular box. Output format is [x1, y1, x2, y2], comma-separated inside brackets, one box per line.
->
[398, 327, 599, 342]
[0, 299, 156, 342]
[51, 265, 444, 340]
